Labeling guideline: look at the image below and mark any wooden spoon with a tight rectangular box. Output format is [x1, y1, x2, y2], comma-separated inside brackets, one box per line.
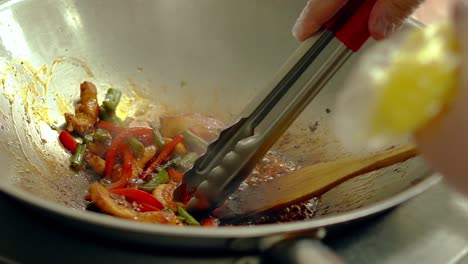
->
[215, 144, 418, 219]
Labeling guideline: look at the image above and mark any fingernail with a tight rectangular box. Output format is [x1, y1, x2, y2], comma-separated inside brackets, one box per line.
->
[292, 3, 309, 40]
[292, 19, 303, 40]
[292, 0, 314, 41]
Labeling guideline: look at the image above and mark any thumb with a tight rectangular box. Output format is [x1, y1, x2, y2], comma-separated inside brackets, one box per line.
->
[369, 0, 424, 40]
[416, 0, 468, 194]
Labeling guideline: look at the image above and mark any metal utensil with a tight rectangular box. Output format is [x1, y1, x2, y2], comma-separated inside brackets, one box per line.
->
[183, 0, 378, 214]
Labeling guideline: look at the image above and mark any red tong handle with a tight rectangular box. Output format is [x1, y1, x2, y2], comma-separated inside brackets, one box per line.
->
[324, 0, 377, 52]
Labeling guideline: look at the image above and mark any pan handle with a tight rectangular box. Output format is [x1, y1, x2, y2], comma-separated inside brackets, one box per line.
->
[261, 237, 345, 264]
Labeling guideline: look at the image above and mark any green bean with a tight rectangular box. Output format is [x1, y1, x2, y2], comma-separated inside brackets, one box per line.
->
[99, 107, 124, 126]
[182, 130, 208, 153]
[153, 128, 165, 149]
[140, 169, 170, 192]
[70, 144, 87, 170]
[102, 88, 122, 112]
[160, 156, 184, 171]
[93, 128, 112, 142]
[177, 205, 200, 225]
[175, 152, 198, 171]
[127, 137, 145, 157]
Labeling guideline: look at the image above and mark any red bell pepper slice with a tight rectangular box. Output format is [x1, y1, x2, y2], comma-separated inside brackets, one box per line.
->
[167, 168, 183, 182]
[201, 217, 219, 227]
[140, 134, 184, 179]
[59, 130, 78, 153]
[110, 188, 164, 209]
[96, 120, 125, 135]
[137, 202, 161, 212]
[104, 127, 154, 178]
[106, 144, 134, 190]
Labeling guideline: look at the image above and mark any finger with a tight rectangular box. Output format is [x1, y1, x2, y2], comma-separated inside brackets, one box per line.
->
[369, 0, 424, 40]
[292, 0, 348, 41]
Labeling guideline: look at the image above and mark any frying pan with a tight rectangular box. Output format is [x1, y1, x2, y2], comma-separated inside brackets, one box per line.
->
[0, 0, 439, 262]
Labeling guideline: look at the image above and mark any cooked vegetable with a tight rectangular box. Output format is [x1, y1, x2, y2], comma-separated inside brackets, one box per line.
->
[111, 188, 164, 209]
[177, 205, 200, 226]
[96, 120, 125, 135]
[99, 107, 124, 126]
[61, 83, 239, 227]
[201, 217, 219, 227]
[127, 137, 145, 158]
[140, 134, 184, 179]
[167, 168, 183, 182]
[160, 156, 184, 171]
[93, 128, 112, 142]
[104, 127, 154, 178]
[176, 152, 198, 172]
[105, 144, 134, 189]
[70, 144, 87, 170]
[59, 130, 78, 153]
[102, 88, 122, 112]
[137, 202, 161, 212]
[140, 169, 170, 192]
[152, 128, 165, 149]
[182, 130, 208, 154]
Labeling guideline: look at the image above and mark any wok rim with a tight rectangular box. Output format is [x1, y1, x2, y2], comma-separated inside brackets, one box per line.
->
[0, 173, 440, 239]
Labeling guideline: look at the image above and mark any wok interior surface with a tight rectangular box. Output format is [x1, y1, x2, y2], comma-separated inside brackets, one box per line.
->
[0, 0, 435, 234]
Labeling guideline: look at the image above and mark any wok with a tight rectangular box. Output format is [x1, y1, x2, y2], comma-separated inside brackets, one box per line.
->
[0, 0, 439, 262]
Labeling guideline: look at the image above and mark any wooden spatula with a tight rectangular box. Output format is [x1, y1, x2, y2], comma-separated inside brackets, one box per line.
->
[214, 144, 418, 219]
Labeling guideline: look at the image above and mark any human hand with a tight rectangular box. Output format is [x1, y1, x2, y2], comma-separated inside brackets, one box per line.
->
[292, 0, 424, 41]
[416, 0, 468, 195]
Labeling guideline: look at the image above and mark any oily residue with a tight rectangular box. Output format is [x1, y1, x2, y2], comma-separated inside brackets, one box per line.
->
[0, 57, 96, 209]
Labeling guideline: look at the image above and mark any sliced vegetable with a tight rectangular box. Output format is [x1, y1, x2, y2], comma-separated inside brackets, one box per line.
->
[182, 129, 208, 153]
[160, 155, 183, 171]
[59, 130, 78, 153]
[102, 88, 122, 112]
[153, 128, 165, 149]
[139, 169, 170, 192]
[83, 134, 94, 144]
[87, 142, 109, 158]
[127, 137, 145, 157]
[201, 217, 219, 227]
[93, 128, 112, 142]
[140, 134, 184, 179]
[176, 152, 198, 171]
[177, 205, 200, 225]
[104, 127, 154, 178]
[99, 107, 124, 126]
[137, 202, 161, 212]
[96, 120, 125, 135]
[111, 188, 164, 209]
[167, 168, 183, 182]
[105, 144, 134, 189]
[70, 144, 87, 170]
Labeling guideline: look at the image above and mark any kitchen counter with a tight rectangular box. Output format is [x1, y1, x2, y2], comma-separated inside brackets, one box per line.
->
[2, 181, 468, 264]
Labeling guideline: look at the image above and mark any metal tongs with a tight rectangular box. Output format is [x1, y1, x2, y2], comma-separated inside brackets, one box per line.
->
[181, 0, 377, 216]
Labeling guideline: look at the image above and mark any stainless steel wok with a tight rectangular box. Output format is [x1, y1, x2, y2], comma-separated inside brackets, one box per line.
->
[0, 0, 438, 262]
